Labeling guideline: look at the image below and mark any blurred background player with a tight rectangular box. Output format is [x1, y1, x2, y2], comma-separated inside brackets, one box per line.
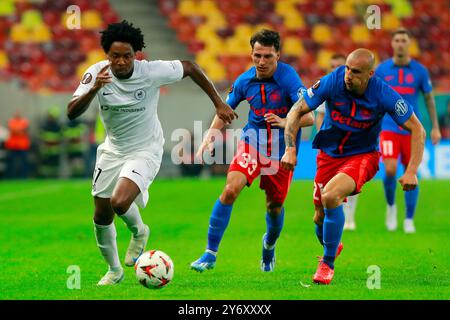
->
[315, 54, 347, 130]
[4, 110, 31, 179]
[67, 20, 237, 285]
[315, 53, 359, 231]
[38, 107, 62, 178]
[376, 28, 441, 233]
[281, 48, 426, 284]
[191, 29, 314, 273]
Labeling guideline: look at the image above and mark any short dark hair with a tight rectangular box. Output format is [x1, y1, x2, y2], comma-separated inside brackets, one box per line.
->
[250, 29, 281, 51]
[392, 27, 411, 38]
[331, 53, 346, 61]
[100, 20, 146, 53]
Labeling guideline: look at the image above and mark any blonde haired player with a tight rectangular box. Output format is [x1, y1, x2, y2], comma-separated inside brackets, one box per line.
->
[315, 53, 358, 231]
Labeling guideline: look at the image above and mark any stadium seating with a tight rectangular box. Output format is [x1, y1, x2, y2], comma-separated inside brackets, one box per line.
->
[158, 0, 449, 92]
[0, 0, 447, 93]
[0, 0, 120, 93]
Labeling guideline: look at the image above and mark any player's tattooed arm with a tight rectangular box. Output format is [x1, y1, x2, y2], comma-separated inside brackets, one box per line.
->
[399, 113, 426, 191]
[284, 97, 311, 147]
[281, 97, 312, 171]
[424, 92, 441, 145]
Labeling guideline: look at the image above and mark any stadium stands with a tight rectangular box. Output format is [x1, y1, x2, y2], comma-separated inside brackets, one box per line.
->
[0, 0, 120, 93]
[158, 0, 449, 92]
[0, 0, 447, 93]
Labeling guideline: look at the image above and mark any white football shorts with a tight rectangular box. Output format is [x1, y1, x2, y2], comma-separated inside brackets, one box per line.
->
[91, 144, 162, 208]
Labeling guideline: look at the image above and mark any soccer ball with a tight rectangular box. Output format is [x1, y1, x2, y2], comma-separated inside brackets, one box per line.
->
[134, 250, 174, 289]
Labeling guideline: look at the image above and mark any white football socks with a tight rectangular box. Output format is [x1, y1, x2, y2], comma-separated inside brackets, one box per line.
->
[118, 202, 144, 237]
[94, 222, 122, 271]
[344, 194, 359, 223]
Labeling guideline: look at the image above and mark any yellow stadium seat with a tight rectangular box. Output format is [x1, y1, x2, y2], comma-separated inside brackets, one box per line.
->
[10, 24, 31, 43]
[316, 49, 335, 70]
[203, 36, 226, 55]
[204, 12, 227, 29]
[409, 38, 421, 57]
[207, 64, 226, 82]
[195, 24, 216, 42]
[81, 10, 103, 30]
[178, 0, 198, 16]
[32, 24, 51, 42]
[283, 37, 305, 57]
[0, 50, 8, 69]
[199, 58, 226, 82]
[87, 50, 106, 64]
[350, 24, 371, 44]
[382, 12, 401, 30]
[333, 0, 355, 18]
[275, 1, 296, 16]
[283, 11, 305, 30]
[195, 51, 217, 70]
[224, 37, 249, 55]
[312, 24, 332, 44]
[197, 0, 219, 16]
[234, 24, 254, 41]
[76, 61, 91, 79]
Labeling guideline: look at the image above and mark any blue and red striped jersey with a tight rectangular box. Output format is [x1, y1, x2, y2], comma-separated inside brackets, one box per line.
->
[375, 58, 432, 135]
[303, 66, 414, 158]
[226, 62, 305, 160]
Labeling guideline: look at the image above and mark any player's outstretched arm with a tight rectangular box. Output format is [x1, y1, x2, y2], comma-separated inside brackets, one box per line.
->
[399, 113, 426, 191]
[424, 91, 441, 145]
[281, 97, 311, 171]
[67, 64, 111, 120]
[181, 61, 238, 125]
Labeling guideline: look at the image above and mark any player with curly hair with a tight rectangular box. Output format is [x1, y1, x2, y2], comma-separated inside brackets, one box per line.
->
[67, 20, 237, 285]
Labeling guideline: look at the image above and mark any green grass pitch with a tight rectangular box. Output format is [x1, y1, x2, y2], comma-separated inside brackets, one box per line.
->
[0, 178, 449, 300]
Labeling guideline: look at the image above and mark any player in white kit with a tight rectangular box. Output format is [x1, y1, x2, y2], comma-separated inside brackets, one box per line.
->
[67, 21, 237, 285]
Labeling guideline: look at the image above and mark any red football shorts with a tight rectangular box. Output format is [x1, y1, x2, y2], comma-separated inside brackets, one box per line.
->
[313, 150, 380, 206]
[379, 131, 411, 166]
[229, 141, 293, 204]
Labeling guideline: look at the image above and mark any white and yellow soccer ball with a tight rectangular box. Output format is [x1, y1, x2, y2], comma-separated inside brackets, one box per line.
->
[134, 250, 174, 289]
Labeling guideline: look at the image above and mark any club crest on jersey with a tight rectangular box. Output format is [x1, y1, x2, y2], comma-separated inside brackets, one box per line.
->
[134, 89, 146, 100]
[269, 90, 282, 103]
[406, 73, 414, 84]
[297, 88, 306, 100]
[395, 99, 408, 116]
[360, 107, 372, 119]
[81, 73, 92, 84]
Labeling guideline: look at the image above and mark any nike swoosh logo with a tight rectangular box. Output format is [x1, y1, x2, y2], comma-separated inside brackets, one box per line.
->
[103, 92, 113, 96]
[132, 169, 142, 177]
[334, 102, 346, 106]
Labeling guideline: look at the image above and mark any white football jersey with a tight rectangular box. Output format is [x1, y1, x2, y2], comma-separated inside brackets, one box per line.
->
[73, 59, 183, 156]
